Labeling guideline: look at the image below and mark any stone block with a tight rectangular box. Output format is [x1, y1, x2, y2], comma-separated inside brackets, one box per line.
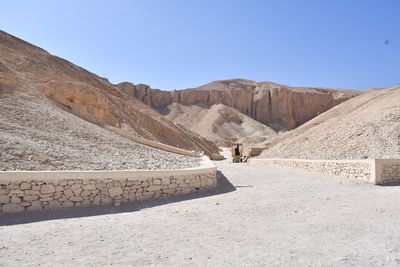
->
[32, 185, 41, 191]
[3, 203, 24, 213]
[93, 196, 101, 205]
[162, 177, 170, 185]
[23, 195, 39, 201]
[9, 189, 24, 196]
[70, 196, 84, 202]
[117, 178, 127, 187]
[63, 201, 74, 207]
[83, 184, 96, 191]
[101, 197, 113, 205]
[20, 202, 31, 207]
[81, 190, 91, 197]
[73, 188, 82, 196]
[41, 184, 55, 194]
[96, 183, 107, 189]
[7, 185, 20, 190]
[147, 185, 162, 192]
[10, 196, 21, 203]
[55, 186, 64, 192]
[53, 193, 63, 199]
[39, 197, 54, 202]
[168, 184, 178, 189]
[25, 190, 39, 195]
[27, 201, 42, 211]
[71, 184, 81, 191]
[64, 189, 74, 197]
[0, 195, 10, 204]
[109, 187, 123, 198]
[20, 182, 31, 190]
[48, 200, 62, 209]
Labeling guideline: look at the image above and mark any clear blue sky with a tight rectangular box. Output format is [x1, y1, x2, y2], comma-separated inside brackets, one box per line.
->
[1, 0, 399, 90]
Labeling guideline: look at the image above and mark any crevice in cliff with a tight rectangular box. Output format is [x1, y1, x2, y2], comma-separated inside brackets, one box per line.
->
[268, 89, 272, 121]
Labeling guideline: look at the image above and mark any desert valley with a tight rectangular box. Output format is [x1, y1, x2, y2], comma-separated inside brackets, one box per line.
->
[0, 26, 399, 266]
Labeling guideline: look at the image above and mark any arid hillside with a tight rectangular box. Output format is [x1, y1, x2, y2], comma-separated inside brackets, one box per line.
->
[258, 86, 400, 159]
[0, 30, 220, 170]
[162, 103, 277, 146]
[117, 79, 362, 131]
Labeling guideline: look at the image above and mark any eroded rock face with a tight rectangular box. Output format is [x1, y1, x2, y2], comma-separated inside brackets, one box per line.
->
[117, 79, 361, 130]
[0, 29, 220, 160]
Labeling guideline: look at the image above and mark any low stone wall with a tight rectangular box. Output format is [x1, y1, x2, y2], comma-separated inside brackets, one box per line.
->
[0, 157, 217, 214]
[105, 125, 201, 157]
[375, 159, 400, 184]
[249, 158, 400, 185]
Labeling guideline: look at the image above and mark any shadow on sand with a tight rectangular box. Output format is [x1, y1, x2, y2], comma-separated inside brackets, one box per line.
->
[0, 171, 235, 226]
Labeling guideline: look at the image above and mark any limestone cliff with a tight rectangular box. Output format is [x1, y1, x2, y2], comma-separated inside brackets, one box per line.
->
[117, 79, 362, 130]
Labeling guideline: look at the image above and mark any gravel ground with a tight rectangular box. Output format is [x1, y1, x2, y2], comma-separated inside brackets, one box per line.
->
[0, 91, 200, 171]
[1, 151, 400, 266]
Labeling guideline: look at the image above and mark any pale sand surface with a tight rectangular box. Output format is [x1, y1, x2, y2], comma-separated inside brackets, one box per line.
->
[1, 155, 400, 266]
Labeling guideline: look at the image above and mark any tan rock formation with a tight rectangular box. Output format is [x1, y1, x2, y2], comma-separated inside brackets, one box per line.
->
[162, 102, 277, 147]
[117, 79, 362, 130]
[258, 86, 400, 160]
[0, 30, 221, 171]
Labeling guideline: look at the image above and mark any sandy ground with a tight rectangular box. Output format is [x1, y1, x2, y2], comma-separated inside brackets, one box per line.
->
[1, 153, 400, 266]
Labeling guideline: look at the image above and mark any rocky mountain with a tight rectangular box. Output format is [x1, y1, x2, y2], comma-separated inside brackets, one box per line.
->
[117, 79, 362, 131]
[162, 103, 277, 146]
[0, 30, 220, 170]
[258, 86, 400, 159]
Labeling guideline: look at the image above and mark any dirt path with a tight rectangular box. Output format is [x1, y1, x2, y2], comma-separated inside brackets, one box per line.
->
[1, 156, 400, 266]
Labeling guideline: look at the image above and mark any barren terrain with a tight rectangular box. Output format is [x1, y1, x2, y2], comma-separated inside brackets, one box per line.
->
[1, 154, 400, 266]
[162, 103, 277, 146]
[0, 90, 200, 171]
[118, 79, 363, 146]
[0, 29, 220, 169]
[118, 79, 361, 131]
[259, 86, 400, 159]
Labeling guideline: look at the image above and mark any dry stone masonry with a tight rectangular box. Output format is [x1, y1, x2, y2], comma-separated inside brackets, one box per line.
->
[375, 159, 400, 184]
[0, 157, 217, 214]
[249, 158, 400, 185]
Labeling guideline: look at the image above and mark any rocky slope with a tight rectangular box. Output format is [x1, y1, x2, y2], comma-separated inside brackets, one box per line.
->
[0, 30, 220, 170]
[0, 89, 200, 171]
[162, 103, 277, 147]
[117, 79, 362, 131]
[258, 86, 400, 159]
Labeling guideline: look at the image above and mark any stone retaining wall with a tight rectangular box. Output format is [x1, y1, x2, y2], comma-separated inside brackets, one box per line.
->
[375, 159, 400, 184]
[0, 157, 217, 214]
[105, 125, 202, 157]
[249, 158, 400, 185]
